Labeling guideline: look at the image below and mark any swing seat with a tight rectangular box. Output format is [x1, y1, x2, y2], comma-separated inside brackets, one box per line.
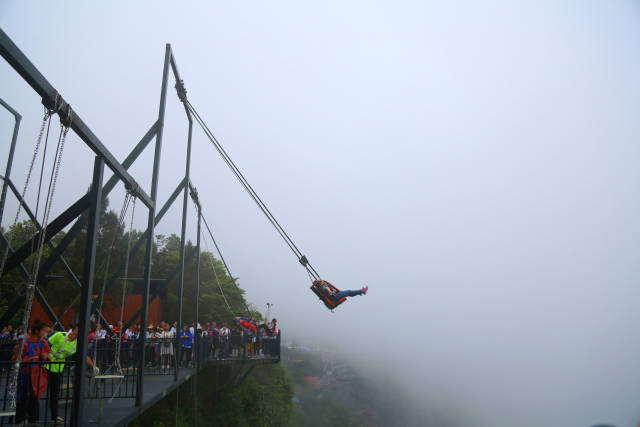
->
[94, 374, 124, 380]
[310, 280, 347, 310]
[0, 411, 16, 417]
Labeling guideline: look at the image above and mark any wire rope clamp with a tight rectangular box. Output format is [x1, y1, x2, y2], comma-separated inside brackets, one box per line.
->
[60, 104, 73, 127]
[175, 79, 188, 103]
[189, 185, 200, 205]
[125, 182, 140, 199]
[299, 255, 308, 267]
[41, 91, 63, 114]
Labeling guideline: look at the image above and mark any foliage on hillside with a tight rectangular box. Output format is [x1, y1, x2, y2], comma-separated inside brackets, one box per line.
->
[131, 363, 294, 427]
[0, 195, 262, 327]
[2, 197, 295, 425]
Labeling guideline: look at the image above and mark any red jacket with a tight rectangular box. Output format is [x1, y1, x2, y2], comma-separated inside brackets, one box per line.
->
[13, 336, 50, 400]
[239, 320, 257, 335]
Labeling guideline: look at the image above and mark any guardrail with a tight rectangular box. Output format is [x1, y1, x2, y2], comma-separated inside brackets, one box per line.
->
[0, 332, 281, 425]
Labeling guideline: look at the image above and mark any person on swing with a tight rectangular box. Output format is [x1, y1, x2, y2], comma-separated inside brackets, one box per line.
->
[320, 282, 368, 301]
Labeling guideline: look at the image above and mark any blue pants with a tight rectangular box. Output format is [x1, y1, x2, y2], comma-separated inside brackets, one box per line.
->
[333, 289, 362, 300]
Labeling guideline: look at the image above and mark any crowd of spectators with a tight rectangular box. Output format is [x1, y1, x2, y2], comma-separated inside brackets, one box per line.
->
[1, 316, 281, 374]
[0, 316, 280, 424]
[141, 317, 280, 369]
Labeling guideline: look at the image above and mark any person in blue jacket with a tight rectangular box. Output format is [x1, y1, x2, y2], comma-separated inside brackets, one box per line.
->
[179, 325, 193, 368]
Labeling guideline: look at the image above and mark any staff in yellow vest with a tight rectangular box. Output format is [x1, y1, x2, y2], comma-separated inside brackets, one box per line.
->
[46, 324, 99, 425]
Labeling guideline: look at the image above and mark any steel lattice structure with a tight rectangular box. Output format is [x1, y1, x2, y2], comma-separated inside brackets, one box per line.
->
[0, 28, 279, 426]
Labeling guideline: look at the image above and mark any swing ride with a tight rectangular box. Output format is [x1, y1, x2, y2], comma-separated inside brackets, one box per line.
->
[0, 24, 354, 425]
[179, 94, 361, 312]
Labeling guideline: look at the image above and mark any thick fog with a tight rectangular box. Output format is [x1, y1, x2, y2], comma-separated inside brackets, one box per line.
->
[2, 2, 640, 426]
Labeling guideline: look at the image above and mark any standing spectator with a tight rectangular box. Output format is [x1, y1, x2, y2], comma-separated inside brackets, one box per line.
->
[126, 326, 138, 368]
[180, 325, 192, 367]
[47, 324, 99, 424]
[87, 322, 96, 356]
[0, 327, 12, 369]
[219, 323, 230, 358]
[152, 326, 161, 367]
[94, 323, 106, 341]
[145, 325, 155, 367]
[269, 319, 279, 356]
[93, 323, 106, 370]
[210, 322, 220, 359]
[13, 320, 50, 426]
[159, 324, 174, 370]
[257, 321, 270, 356]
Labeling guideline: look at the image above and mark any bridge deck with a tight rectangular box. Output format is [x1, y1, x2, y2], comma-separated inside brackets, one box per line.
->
[86, 367, 194, 427]
[92, 358, 276, 427]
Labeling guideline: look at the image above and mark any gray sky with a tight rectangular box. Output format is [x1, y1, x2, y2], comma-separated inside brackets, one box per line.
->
[2, 1, 640, 425]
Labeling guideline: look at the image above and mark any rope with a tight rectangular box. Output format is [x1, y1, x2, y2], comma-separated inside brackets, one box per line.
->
[32, 110, 52, 234]
[97, 194, 136, 403]
[200, 213, 251, 318]
[95, 193, 132, 320]
[92, 190, 132, 364]
[29, 123, 67, 281]
[0, 108, 50, 282]
[184, 100, 321, 281]
[7, 110, 67, 411]
[200, 228, 233, 316]
[115, 196, 136, 362]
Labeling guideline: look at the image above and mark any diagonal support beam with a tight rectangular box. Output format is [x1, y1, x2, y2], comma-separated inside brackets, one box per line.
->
[0, 234, 61, 328]
[1, 192, 91, 275]
[35, 120, 159, 283]
[122, 247, 196, 331]
[92, 178, 187, 320]
[0, 176, 83, 289]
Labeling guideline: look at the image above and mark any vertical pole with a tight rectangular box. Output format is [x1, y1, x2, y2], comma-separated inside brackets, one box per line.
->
[194, 207, 201, 367]
[136, 44, 170, 408]
[71, 156, 103, 427]
[175, 111, 193, 381]
[277, 331, 281, 362]
[0, 98, 21, 226]
[193, 206, 200, 426]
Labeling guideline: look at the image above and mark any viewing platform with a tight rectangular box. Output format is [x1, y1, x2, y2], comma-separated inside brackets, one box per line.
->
[0, 334, 280, 426]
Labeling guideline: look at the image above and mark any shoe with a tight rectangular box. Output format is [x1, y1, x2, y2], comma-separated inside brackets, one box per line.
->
[361, 285, 368, 295]
[54, 416, 65, 424]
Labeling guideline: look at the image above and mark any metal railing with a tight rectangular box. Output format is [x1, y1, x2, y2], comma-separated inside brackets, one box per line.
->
[0, 330, 281, 425]
[192, 331, 281, 365]
[0, 359, 73, 426]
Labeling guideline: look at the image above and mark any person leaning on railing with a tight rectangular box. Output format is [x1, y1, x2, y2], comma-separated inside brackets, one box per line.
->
[46, 324, 99, 425]
[219, 323, 230, 358]
[13, 319, 50, 425]
[180, 325, 193, 368]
